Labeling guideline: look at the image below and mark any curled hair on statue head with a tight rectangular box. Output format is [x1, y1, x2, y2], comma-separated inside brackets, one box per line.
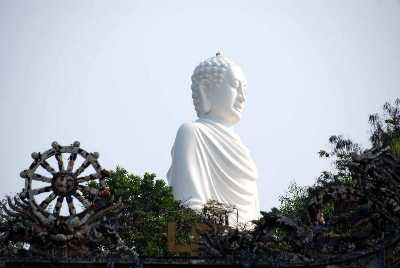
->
[191, 53, 238, 117]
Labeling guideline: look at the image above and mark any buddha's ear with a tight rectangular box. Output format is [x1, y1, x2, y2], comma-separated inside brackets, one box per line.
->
[199, 80, 211, 114]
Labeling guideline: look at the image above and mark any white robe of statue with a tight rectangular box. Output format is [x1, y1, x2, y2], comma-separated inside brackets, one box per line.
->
[167, 53, 259, 223]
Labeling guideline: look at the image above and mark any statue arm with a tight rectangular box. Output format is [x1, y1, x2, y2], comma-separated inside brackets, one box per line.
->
[168, 123, 205, 209]
[172, 123, 197, 160]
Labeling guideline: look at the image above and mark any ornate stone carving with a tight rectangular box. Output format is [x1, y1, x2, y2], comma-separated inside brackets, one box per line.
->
[1, 142, 135, 258]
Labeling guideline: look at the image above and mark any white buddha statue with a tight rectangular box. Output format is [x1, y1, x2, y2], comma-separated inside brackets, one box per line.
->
[167, 53, 259, 224]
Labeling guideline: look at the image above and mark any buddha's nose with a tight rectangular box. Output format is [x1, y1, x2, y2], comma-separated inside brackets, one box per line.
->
[238, 86, 246, 102]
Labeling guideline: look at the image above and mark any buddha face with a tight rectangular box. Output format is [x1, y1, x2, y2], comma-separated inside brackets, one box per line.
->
[201, 65, 247, 126]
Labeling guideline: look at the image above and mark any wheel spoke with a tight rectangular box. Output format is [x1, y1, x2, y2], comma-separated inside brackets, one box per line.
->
[77, 173, 98, 183]
[73, 192, 91, 208]
[67, 153, 77, 172]
[53, 196, 64, 216]
[39, 193, 57, 209]
[74, 159, 90, 177]
[31, 186, 52, 195]
[32, 173, 52, 183]
[40, 160, 57, 175]
[66, 196, 76, 215]
[55, 153, 64, 172]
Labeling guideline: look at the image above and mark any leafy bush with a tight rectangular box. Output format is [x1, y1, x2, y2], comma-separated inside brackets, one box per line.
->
[106, 167, 201, 256]
[278, 181, 308, 219]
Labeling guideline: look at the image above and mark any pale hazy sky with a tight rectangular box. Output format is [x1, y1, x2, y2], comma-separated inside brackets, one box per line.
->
[1, 0, 399, 212]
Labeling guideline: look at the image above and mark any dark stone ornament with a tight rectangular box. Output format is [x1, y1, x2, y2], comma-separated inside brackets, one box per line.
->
[1, 142, 136, 259]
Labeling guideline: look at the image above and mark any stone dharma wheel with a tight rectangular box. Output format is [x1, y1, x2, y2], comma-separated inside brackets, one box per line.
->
[20, 141, 110, 217]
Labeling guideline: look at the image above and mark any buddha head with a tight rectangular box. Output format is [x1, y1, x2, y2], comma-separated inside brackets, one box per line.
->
[191, 53, 247, 126]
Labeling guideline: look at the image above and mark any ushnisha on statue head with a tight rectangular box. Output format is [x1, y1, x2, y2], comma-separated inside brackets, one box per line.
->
[191, 52, 247, 127]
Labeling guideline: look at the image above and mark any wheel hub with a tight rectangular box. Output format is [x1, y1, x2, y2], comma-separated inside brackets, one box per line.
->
[52, 172, 76, 196]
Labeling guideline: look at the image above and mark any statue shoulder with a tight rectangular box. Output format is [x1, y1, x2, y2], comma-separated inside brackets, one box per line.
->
[176, 122, 200, 139]
[171, 122, 201, 155]
[175, 121, 205, 145]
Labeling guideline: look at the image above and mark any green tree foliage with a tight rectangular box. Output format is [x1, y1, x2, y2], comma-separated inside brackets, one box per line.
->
[278, 180, 308, 219]
[106, 167, 200, 256]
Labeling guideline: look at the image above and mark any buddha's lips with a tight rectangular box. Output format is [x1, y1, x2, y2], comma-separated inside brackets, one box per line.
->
[234, 103, 244, 112]
[234, 100, 244, 111]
